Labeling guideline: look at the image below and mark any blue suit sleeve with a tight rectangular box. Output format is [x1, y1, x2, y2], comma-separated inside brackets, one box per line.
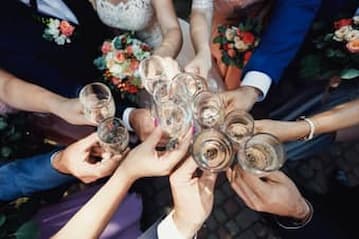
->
[0, 152, 74, 202]
[243, 0, 322, 83]
[138, 219, 161, 239]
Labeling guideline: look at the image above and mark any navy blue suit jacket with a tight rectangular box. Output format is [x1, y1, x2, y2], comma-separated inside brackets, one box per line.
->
[243, 0, 322, 84]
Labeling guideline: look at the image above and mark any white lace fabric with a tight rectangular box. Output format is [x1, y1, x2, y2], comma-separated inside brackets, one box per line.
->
[96, 0, 162, 47]
[96, 0, 154, 31]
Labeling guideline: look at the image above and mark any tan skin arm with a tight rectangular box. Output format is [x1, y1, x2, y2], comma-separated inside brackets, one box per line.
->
[255, 99, 359, 142]
[151, 0, 182, 58]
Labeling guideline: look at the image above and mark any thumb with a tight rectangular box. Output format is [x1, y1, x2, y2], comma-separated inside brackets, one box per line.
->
[77, 132, 98, 150]
[143, 126, 163, 148]
[200, 170, 218, 192]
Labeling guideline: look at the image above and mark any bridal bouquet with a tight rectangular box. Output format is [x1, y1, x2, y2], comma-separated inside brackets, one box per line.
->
[213, 19, 261, 68]
[300, 15, 359, 82]
[94, 33, 151, 104]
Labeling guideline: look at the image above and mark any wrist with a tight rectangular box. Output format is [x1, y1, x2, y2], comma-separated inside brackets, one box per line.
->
[51, 150, 69, 174]
[172, 211, 201, 239]
[239, 86, 261, 108]
[48, 95, 67, 116]
[114, 163, 139, 184]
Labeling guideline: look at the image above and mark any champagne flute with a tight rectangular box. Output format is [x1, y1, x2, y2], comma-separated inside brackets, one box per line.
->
[171, 72, 208, 100]
[237, 133, 286, 175]
[97, 117, 129, 155]
[138, 56, 166, 95]
[222, 110, 254, 146]
[154, 100, 192, 150]
[192, 128, 234, 172]
[192, 91, 224, 129]
[79, 82, 115, 124]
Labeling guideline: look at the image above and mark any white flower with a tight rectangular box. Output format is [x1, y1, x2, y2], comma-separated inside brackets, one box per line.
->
[234, 39, 249, 52]
[353, 16, 359, 25]
[334, 26, 352, 41]
[48, 19, 60, 29]
[109, 64, 124, 77]
[54, 35, 66, 45]
[225, 28, 236, 41]
[344, 29, 359, 42]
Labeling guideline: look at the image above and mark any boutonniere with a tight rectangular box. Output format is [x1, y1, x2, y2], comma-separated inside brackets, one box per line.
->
[42, 18, 76, 45]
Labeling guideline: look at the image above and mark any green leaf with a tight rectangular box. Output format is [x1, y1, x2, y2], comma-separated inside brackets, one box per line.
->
[340, 68, 359, 79]
[0, 118, 8, 130]
[15, 221, 39, 239]
[221, 53, 232, 65]
[213, 36, 222, 44]
[1, 146, 12, 158]
[93, 57, 106, 71]
[0, 214, 6, 227]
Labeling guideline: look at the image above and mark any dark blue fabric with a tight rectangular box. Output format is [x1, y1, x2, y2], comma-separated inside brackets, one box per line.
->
[138, 219, 161, 239]
[243, 0, 322, 84]
[0, 152, 73, 202]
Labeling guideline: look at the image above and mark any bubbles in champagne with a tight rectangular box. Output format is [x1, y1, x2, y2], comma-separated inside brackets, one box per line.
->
[192, 129, 234, 172]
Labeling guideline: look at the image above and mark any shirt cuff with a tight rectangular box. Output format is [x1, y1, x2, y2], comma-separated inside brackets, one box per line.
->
[157, 211, 191, 239]
[122, 107, 136, 132]
[241, 71, 272, 102]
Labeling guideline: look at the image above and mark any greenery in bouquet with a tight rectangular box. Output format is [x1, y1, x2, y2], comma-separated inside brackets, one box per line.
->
[213, 18, 261, 69]
[94, 33, 152, 105]
[300, 15, 359, 82]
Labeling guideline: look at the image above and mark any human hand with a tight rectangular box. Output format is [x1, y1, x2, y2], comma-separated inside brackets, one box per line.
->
[226, 165, 310, 220]
[52, 98, 93, 126]
[117, 127, 192, 180]
[255, 119, 310, 142]
[170, 157, 217, 238]
[184, 51, 212, 78]
[52, 133, 125, 183]
[129, 108, 155, 141]
[219, 86, 261, 113]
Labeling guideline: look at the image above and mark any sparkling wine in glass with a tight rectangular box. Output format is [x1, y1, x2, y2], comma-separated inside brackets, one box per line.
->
[192, 128, 234, 172]
[171, 72, 208, 100]
[155, 100, 192, 149]
[97, 117, 129, 155]
[237, 133, 286, 175]
[79, 82, 115, 124]
[192, 91, 224, 129]
[223, 110, 254, 145]
[139, 56, 166, 95]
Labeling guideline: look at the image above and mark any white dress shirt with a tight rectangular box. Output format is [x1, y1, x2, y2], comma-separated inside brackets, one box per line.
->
[157, 211, 194, 239]
[241, 71, 272, 101]
[19, 0, 79, 24]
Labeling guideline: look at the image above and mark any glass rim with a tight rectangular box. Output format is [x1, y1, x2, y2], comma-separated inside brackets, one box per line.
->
[237, 132, 286, 175]
[79, 82, 113, 108]
[192, 128, 234, 173]
[97, 117, 129, 144]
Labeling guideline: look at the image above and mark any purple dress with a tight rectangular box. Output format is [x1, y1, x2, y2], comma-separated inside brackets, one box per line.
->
[33, 184, 142, 239]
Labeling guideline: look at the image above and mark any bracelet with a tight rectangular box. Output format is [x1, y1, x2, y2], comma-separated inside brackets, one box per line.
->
[274, 198, 314, 230]
[298, 116, 316, 141]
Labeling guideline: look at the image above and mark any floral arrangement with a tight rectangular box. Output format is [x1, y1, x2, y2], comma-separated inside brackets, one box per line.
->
[300, 15, 359, 82]
[42, 18, 75, 45]
[94, 33, 151, 104]
[213, 19, 261, 68]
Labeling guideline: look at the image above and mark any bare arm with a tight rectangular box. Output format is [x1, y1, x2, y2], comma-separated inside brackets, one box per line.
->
[53, 169, 134, 238]
[184, 1, 214, 77]
[255, 99, 359, 142]
[0, 69, 90, 125]
[152, 0, 182, 58]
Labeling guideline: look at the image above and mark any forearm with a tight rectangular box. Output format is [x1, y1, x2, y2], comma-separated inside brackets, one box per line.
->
[153, 28, 182, 58]
[0, 69, 66, 115]
[310, 99, 359, 135]
[190, 9, 212, 54]
[53, 169, 135, 238]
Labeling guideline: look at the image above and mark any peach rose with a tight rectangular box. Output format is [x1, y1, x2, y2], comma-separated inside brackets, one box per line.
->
[346, 39, 359, 53]
[59, 20, 75, 37]
[101, 41, 112, 54]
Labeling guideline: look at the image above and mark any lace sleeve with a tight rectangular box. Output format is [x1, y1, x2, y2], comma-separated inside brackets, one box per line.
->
[192, 0, 214, 9]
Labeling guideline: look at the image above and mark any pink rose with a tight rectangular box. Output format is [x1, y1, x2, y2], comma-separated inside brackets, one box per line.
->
[59, 21, 75, 37]
[101, 41, 113, 54]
